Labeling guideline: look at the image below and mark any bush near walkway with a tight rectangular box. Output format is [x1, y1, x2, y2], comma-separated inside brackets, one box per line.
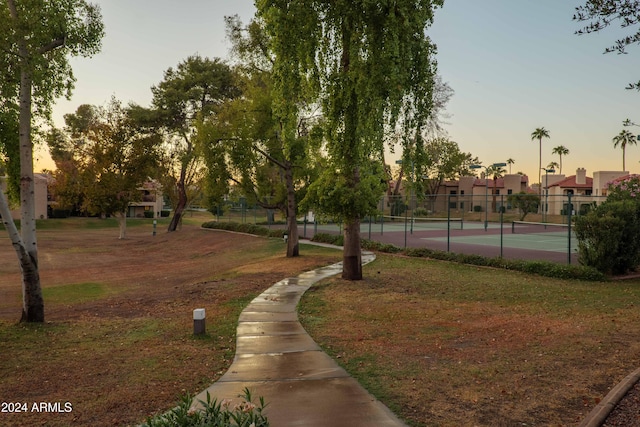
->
[311, 233, 605, 281]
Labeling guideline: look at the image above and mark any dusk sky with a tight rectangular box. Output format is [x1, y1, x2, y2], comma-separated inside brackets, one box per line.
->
[46, 1, 640, 183]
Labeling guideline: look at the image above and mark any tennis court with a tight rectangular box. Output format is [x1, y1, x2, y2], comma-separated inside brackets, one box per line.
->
[299, 218, 579, 263]
[420, 221, 576, 253]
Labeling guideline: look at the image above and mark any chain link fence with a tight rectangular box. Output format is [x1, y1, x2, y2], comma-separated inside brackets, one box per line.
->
[206, 192, 609, 265]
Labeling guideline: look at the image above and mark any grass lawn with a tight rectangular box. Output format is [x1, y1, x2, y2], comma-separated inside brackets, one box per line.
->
[0, 217, 340, 427]
[299, 254, 640, 427]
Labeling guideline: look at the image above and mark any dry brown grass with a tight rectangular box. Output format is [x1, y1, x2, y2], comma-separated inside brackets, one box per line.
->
[299, 254, 640, 427]
[0, 220, 340, 427]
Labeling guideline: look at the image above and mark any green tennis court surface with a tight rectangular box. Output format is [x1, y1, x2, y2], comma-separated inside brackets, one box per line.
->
[423, 231, 578, 252]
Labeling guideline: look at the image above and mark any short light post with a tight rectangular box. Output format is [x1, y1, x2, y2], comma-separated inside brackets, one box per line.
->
[193, 308, 206, 335]
[470, 162, 507, 231]
[542, 167, 555, 222]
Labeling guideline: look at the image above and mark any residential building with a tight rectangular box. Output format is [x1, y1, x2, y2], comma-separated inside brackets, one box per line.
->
[1, 175, 164, 220]
[545, 168, 627, 215]
[127, 180, 164, 218]
[0, 174, 49, 220]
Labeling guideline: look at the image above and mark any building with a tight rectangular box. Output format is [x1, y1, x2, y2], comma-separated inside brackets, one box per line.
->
[418, 174, 529, 213]
[1, 174, 50, 220]
[127, 180, 164, 218]
[545, 168, 627, 216]
[408, 167, 631, 217]
[2, 175, 164, 220]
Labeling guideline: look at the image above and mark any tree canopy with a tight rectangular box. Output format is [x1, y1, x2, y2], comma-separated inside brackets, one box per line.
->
[258, 0, 444, 279]
[130, 55, 239, 232]
[574, 1, 640, 89]
[0, 0, 104, 118]
[55, 100, 161, 238]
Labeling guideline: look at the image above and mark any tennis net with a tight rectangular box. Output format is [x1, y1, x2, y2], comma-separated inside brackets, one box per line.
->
[380, 215, 464, 230]
[511, 221, 571, 236]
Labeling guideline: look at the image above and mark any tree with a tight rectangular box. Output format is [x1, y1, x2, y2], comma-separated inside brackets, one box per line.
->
[507, 158, 515, 174]
[199, 15, 325, 258]
[415, 137, 478, 212]
[486, 164, 506, 213]
[0, 0, 104, 322]
[60, 100, 161, 239]
[574, 1, 640, 90]
[259, 0, 444, 279]
[131, 55, 238, 232]
[507, 192, 540, 221]
[531, 127, 550, 197]
[551, 145, 569, 174]
[612, 129, 637, 171]
[0, 104, 20, 202]
[547, 161, 560, 172]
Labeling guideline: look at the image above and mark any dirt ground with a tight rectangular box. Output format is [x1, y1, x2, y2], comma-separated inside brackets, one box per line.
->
[0, 222, 339, 426]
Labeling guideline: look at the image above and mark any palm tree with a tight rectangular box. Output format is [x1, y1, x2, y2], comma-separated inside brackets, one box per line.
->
[486, 165, 506, 213]
[612, 129, 637, 171]
[547, 161, 559, 172]
[506, 158, 515, 174]
[551, 145, 569, 174]
[531, 127, 550, 197]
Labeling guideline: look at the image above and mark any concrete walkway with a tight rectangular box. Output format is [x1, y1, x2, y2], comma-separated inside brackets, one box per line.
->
[192, 250, 407, 427]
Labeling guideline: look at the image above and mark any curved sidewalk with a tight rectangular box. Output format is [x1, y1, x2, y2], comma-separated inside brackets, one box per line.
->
[192, 250, 407, 427]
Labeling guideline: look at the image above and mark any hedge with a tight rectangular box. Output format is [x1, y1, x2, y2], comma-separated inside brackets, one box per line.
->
[201, 221, 606, 282]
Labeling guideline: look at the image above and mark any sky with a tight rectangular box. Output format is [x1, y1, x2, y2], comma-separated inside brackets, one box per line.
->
[44, 0, 640, 184]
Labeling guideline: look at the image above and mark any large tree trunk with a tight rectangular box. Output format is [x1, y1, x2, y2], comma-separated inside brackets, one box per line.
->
[342, 161, 363, 280]
[339, 25, 363, 281]
[0, 189, 42, 322]
[284, 161, 299, 257]
[342, 218, 362, 280]
[168, 168, 187, 232]
[18, 67, 44, 322]
[116, 211, 127, 239]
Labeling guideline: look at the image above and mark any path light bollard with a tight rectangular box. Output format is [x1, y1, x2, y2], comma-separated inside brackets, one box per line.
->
[283, 233, 288, 244]
[193, 308, 206, 335]
[153, 219, 157, 236]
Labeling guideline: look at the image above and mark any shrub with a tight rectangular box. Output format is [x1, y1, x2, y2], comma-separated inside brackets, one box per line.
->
[200, 220, 606, 281]
[142, 388, 269, 427]
[575, 200, 640, 275]
[378, 242, 605, 281]
[473, 205, 482, 213]
[390, 199, 407, 216]
[50, 209, 71, 218]
[413, 207, 429, 217]
[607, 174, 640, 201]
[310, 233, 343, 246]
[361, 239, 403, 253]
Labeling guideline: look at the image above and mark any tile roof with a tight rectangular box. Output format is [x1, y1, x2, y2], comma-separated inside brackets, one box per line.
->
[548, 176, 593, 188]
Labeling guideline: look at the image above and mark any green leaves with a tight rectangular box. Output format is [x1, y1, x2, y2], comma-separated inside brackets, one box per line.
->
[0, 0, 104, 119]
[259, 0, 444, 224]
[302, 159, 386, 222]
[50, 99, 162, 217]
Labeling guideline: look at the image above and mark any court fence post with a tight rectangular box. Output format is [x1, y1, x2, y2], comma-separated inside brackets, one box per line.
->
[447, 194, 451, 252]
[404, 196, 408, 248]
[500, 195, 504, 258]
[567, 193, 572, 265]
[380, 196, 384, 236]
[303, 213, 307, 238]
